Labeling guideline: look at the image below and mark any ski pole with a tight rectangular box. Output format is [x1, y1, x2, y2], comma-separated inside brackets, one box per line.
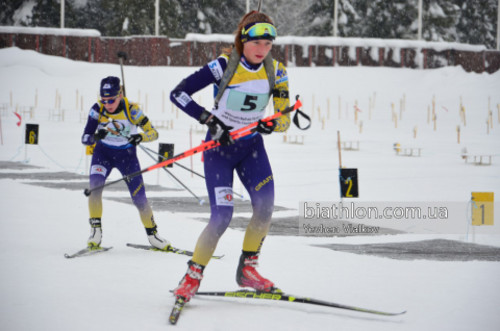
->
[84, 97, 303, 196]
[141, 145, 205, 179]
[140, 145, 245, 199]
[117, 51, 128, 97]
[91, 108, 205, 201]
[139, 144, 205, 205]
[89, 114, 206, 202]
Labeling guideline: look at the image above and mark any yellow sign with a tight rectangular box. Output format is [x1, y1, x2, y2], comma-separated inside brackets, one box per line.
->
[471, 192, 494, 226]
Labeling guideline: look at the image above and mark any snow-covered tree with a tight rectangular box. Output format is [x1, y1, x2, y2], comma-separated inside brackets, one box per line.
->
[455, 0, 498, 48]
[0, 0, 27, 26]
[422, 0, 460, 42]
[356, 0, 418, 39]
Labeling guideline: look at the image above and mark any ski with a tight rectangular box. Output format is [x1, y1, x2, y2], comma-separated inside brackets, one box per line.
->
[126, 243, 224, 259]
[194, 289, 406, 317]
[169, 296, 187, 325]
[64, 246, 113, 259]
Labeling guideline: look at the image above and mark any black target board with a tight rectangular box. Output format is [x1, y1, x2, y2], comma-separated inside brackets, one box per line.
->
[159, 143, 174, 168]
[25, 124, 39, 145]
[339, 168, 358, 198]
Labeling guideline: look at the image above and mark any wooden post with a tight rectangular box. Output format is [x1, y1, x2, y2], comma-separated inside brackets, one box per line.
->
[337, 130, 342, 168]
[432, 95, 436, 119]
[413, 126, 418, 139]
[354, 100, 358, 124]
[399, 97, 403, 120]
[457, 125, 460, 143]
[392, 103, 397, 128]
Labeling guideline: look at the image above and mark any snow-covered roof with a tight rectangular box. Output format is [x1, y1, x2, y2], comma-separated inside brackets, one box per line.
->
[0, 26, 101, 37]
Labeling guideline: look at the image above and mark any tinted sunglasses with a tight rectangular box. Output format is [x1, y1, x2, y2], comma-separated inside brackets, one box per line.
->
[241, 22, 277, 42]
[101, 95, 119, 105]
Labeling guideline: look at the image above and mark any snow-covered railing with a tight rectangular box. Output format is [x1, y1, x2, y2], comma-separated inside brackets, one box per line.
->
[0, 26, 101, 37]
[1, 28, 499, 73]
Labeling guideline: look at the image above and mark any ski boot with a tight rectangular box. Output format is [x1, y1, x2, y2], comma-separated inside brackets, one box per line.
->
[146, 225, 171, 250]
[236, 251, 276, 292]
[173, 260, 205, 302]
[87, 218, 102, 249]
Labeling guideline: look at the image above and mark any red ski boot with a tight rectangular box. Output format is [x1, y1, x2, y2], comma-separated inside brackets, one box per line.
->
[173, 261, 204, 302]
[236, 251, 276, 292]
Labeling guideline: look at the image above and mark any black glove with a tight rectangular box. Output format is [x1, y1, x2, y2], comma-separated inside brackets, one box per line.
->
[199, 110, 234, 146]
[128, 134, 143, 146]
[256, 119, 277, 135]
[93, 129, 108, 141]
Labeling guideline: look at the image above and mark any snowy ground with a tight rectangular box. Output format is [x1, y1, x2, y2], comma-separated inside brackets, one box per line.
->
[1, 47, 500, 330]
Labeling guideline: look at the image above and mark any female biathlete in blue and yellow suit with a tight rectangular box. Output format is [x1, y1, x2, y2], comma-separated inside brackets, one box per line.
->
[81, 76, 170, 250]
[170, 11, 290, 301]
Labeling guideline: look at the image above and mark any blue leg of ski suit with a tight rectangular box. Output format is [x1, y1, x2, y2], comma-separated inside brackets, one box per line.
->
[88, 143, 155, 228]
[192, 134, 274, 266]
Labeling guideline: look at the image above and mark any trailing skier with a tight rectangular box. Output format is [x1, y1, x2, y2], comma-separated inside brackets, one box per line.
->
[81, 76, 170, 250]
[170, 10, 290, 304]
